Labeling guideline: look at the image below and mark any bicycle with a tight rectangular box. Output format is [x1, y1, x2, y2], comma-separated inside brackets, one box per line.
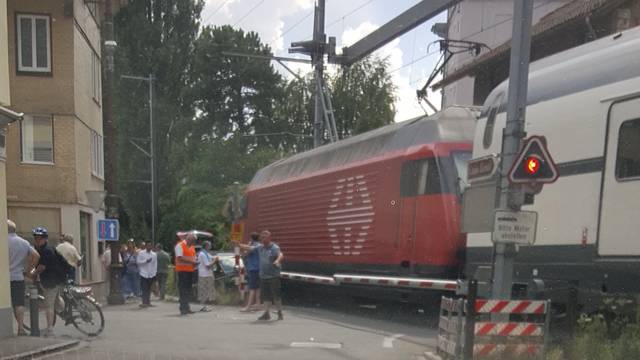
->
[23, 280, 105, 337]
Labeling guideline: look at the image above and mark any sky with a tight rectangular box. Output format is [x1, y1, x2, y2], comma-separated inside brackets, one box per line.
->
[200, 0, 446, 122]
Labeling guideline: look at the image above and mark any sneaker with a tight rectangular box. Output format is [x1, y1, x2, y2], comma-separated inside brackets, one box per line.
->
[199, 306, 210, 312]
[258, 311, 271, 321]
[17, 330, 28, 336]
[277, 311, 283, 321]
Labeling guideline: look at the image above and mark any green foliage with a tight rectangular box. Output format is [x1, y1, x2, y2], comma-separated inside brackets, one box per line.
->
[113, 3, 396, 250]
[331, 57, 396, 137]
[557, 311, 640, 360]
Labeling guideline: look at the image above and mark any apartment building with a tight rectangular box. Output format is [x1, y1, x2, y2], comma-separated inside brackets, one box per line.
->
[4, 0, 107, 298]
[0, 0, 24, 339]
[437, 0, 640, 107]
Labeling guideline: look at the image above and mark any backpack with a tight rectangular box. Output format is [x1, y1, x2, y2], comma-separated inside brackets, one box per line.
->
[53, 248, 74, 279]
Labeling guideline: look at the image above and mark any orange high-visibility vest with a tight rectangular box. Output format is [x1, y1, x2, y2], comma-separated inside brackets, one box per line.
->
[175, 240, 196, 272]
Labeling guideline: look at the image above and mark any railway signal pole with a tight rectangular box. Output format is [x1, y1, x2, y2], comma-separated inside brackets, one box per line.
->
[491, 0, 534, 300]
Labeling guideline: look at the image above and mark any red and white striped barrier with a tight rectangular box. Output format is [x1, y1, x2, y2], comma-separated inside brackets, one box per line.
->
[474, 299, 547, 314]
[334, 274, 458, 291]
[475, 322, 543, 337]
[280, 272, 336, 285]
[474, 343, 542, 357]
[234, 247, 246, 300]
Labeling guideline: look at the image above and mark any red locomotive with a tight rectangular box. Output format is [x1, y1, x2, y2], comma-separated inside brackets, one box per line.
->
[238, 106, 477, 301]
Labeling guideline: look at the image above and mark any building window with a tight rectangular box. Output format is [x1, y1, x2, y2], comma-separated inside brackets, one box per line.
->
[16, 14, 51, 73]
[21, 115, 54, 164]
[91, 130, 104, 178]
[616, 119, 640, 180]
[91, 51, 101, 103]
[79, 212, 93, 281]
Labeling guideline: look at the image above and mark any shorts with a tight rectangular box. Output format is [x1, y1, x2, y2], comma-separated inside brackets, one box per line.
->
[260, 277, 282, 303]
[10, 281, 25, 308]
[42, 286, 61, 314]
[248, 270, 260, 290]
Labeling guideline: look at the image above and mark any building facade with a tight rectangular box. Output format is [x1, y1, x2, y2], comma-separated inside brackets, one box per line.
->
[4, 0, 107, 298]
[438, 0, 640, 107]
[0, 0, 24, 339]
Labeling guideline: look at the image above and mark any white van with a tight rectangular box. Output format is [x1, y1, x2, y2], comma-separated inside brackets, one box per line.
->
[463, 26, 640, 310]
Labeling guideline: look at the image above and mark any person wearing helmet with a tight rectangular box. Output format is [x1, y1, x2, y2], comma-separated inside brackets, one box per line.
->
[31, 227, 66, 337]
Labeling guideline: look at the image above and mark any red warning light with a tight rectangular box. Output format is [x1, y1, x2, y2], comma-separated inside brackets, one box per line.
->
[525, 157, 540, 174]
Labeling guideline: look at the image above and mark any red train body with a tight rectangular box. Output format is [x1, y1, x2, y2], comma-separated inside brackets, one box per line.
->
[240, 107, 476, 292]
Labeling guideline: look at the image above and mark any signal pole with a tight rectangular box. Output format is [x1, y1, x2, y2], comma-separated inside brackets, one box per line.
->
[491, 0, 534, 299]
[312, 0, 326, 148]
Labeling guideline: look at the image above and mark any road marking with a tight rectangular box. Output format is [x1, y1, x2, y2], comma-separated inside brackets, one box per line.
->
[290, 342, 343, 349]
[382, 333, 404, 349]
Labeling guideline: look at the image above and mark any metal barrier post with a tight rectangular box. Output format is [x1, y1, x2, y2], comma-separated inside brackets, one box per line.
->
[463, 279, 477, 360]
[29, 286, 40, 337]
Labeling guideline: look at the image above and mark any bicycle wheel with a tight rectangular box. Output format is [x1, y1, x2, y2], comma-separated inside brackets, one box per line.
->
[70, 297, 104, 336]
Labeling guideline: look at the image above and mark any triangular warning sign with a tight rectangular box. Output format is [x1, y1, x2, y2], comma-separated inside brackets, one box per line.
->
[508, 136, 559, 184]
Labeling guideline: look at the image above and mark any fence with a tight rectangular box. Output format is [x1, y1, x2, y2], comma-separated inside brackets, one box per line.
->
[437, 281, 551, 359]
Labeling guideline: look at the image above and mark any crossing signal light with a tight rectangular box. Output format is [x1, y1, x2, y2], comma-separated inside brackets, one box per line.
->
[525, 156, 540, 175]
[508, 136, 558, 184]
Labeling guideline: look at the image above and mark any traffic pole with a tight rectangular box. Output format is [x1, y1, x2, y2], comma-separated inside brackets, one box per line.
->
[491, 0, 534, 300]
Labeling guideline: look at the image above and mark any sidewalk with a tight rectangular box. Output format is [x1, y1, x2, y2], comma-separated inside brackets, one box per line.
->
[0, 337, 80, 360]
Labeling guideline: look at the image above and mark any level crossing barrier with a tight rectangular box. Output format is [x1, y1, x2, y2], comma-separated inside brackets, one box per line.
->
[436, 280, 551, 359]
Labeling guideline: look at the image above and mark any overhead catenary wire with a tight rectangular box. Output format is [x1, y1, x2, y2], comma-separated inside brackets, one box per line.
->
[233, 0, 266, 27]
[202, 0, 232, 24]
[326, 0, 375, 30]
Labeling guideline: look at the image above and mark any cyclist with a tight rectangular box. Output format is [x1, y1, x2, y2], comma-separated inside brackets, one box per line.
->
[32, 227, 66, 337]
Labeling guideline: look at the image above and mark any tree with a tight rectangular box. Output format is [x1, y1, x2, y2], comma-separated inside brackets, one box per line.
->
[330, 57, 396, 138]
[113, 0, 204, 243]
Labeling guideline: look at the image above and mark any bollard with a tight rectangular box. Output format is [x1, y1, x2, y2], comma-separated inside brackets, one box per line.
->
[29, 286, 40, 337]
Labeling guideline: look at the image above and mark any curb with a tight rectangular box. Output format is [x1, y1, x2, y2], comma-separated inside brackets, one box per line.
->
[423, 351, 443, 360]
[0, 340, 80, 360]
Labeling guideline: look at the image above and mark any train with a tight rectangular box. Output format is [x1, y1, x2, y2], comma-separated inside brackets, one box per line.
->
[464, 25, 640, 312]
[238, 106, 476, 302]
[237, 26, 640, 309]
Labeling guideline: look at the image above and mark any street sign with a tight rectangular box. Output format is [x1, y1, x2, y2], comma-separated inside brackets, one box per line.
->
[230, 223, 244, 242]
[98, 219, 119, 241]
[508, 136, 558, 184]
[492, 210, 538, 245]
[467, 155, 500, 183]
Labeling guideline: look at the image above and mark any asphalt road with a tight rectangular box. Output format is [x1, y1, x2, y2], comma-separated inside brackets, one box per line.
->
[43, 297, 439, 360]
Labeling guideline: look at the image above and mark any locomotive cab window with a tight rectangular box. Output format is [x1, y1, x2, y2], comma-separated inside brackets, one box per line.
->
[616, 118, 640, 180]
[400, 158, 442, 197]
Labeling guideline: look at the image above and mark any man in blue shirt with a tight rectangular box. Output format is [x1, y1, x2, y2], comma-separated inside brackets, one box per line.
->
[240, 232, 261, 312]
[235, 230, 284, 321]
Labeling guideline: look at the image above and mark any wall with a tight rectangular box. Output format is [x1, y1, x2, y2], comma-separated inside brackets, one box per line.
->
[0, 161, 12, 338]
[5, 115, 77, 204]
[7, 0, 74, 114]
[0, 0, 9, 106]
[443, 0, 566, 106]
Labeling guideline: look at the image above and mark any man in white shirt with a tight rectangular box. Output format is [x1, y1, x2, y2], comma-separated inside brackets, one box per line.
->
[8, 220, 39, 335]
[56, 233, 82, 283]
[197, 241, 218, 312]
[136, 242, 157, 308]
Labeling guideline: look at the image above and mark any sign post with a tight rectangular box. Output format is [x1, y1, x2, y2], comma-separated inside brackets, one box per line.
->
[98, 219, 119, 241]
[491, 0, 534, 300]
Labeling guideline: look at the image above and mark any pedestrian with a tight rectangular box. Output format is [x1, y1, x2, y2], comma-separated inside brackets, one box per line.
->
[137, 241, 157, 308]
[56, 233, 81, 283]
[119, 244, 130, 295]
[8, 220, 40, 336]
[102, 243, 122, 281]
[234, 230, 284, 321]
[241, 232, 261, 312]
[175, 232, 198, 315]
[197, 240, 218, 312]
[122, 240, 141, 299]
[32, 227, 67, 337]
[155, 243, 171, 300]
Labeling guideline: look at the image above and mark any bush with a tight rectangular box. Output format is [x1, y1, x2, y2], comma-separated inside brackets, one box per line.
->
[559, 311, 640, 360]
